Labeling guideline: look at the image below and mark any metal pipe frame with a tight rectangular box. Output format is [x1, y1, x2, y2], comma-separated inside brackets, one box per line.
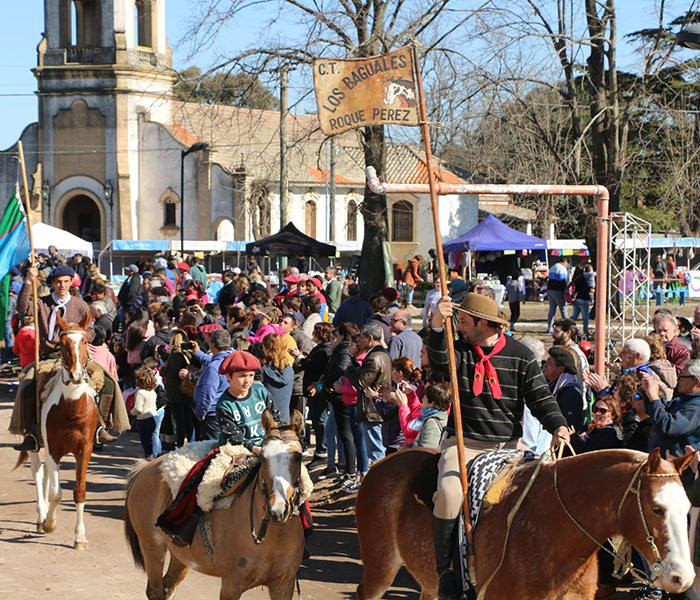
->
[366, 166, 611, 375]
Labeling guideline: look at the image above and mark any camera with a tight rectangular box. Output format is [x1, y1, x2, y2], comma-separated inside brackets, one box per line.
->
[181, 342, 195, 351]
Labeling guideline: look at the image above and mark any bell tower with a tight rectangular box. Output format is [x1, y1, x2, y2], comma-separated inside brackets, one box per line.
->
[35, 0, 175, 244]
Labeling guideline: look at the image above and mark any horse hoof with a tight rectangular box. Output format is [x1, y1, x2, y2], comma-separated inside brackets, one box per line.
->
[74, 541, 88, 551]
[40, 520, 55, 534]
[36, 523, 46, 534]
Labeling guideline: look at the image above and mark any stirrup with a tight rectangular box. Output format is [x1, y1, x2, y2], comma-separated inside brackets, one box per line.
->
[13, 434, 39, 452]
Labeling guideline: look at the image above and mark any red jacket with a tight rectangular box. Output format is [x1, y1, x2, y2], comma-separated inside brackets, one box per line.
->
[402, 258, 423, 287]
[13, 326, 36, 368]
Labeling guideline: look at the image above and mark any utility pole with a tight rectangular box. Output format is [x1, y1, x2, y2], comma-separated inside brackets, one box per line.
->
[279, 66, 289, 273]
[329, 137, 336, 243]
[280, 67, 289, 229]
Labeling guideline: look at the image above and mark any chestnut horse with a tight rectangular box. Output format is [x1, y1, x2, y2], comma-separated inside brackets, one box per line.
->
[16, 312, 98, 549]
[124, 409, 306, 600]
[356, 448, 696, 600]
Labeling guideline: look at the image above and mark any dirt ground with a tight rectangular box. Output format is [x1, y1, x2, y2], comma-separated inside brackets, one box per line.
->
[1, 300, 696, 599]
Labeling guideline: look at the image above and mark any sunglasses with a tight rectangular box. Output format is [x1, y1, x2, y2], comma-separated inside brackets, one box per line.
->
[592, 406, 611, 414]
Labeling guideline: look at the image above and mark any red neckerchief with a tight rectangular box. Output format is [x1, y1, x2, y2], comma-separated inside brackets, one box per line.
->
[472, 334, 507, 400]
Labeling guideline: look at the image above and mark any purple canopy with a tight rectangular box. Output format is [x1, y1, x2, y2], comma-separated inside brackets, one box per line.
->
[442, 215, 546, 253]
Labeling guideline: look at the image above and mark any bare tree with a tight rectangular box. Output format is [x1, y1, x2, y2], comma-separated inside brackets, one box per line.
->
[183, 0, 471, 295]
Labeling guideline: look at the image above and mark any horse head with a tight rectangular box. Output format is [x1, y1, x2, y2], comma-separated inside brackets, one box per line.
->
[57, 312, 90, 384]
[259, 409, 304, 524]
[618, 447, 695, 594]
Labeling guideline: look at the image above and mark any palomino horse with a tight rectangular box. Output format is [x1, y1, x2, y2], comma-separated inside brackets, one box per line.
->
[356, 448, 696, 600]
[16, 312, 98, 549]
[124, 409, 306, 600]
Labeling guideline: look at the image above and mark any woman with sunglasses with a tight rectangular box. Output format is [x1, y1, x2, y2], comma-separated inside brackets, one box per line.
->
[570, 394, 624, 453]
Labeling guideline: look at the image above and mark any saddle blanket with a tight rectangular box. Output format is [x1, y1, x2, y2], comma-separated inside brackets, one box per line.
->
[159, 441, 313, 513]
[458, 449, 536, 597]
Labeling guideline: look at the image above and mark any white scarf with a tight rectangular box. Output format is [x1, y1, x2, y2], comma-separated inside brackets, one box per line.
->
[48, 292, 72, 339]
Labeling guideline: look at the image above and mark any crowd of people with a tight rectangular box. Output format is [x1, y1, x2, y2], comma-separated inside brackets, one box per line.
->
[7, 246, 700, 599]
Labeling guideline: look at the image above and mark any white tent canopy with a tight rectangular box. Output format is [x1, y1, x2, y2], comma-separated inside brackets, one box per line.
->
[32, 222, 94, 259]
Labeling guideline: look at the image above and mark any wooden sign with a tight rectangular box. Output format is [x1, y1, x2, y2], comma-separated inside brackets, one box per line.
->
[313, 47, 419, 136]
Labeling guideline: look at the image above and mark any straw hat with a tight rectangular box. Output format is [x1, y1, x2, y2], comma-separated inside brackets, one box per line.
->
[454, 293, 509, 325]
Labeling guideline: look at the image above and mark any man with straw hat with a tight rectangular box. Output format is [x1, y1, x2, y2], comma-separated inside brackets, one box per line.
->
[428, 292, 570, 599]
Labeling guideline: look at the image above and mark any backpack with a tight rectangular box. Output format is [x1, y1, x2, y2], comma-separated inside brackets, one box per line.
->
[564, 279, 578, 304]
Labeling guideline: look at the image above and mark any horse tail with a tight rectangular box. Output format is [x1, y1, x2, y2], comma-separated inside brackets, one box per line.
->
[123, 461, 149, 570]
[13, 450, 29, 471]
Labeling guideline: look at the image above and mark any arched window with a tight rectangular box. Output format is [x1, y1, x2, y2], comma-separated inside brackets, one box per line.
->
[216, 219, 235, 242]
[164, 201, 176, 227]
[305, 201, 317, 239]
[346, 199, 358, 242]
[135, 0, 153, 48]
[391, 200, 414, 242]
[249, 181, 271, 238]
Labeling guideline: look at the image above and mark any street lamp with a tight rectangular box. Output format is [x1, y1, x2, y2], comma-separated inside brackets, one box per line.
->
[104, 179, 114, 209]
[180, 142, 209, 255]
[41, 179, 51, 220]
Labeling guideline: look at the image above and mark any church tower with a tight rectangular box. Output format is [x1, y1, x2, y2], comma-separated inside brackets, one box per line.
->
[35, 0, 175, 245]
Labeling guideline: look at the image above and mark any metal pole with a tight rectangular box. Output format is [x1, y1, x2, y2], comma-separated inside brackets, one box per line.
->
[411, 45, 478, 584]
[279, 67, 289, 274]
[365, 168, 610, 375]
[329, 136, 336, 243]
[18, 141, 41, 425]
[180, 150, 185, 257]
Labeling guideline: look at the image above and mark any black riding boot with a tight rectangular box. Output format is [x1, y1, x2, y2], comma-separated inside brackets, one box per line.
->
[433, 516, 461, 600]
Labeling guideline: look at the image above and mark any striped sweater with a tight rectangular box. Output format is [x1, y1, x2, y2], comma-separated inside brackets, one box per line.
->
[428, 329, 567, 442]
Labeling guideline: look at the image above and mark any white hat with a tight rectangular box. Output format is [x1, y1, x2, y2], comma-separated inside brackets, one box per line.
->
[155, 257, 167, 268]
[232, 267, 242, 275]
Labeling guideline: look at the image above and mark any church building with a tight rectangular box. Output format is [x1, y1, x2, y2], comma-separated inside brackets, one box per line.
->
[0, 0, 527, 265]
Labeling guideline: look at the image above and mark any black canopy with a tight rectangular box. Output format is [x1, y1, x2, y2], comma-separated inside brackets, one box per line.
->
[245, 222, 337, 257]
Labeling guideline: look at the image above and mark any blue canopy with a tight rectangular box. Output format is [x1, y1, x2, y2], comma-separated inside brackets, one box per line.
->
[442, 215, 546, 253]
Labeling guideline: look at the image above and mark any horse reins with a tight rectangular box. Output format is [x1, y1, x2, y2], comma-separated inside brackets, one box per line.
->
[249, 430, 304, 545]
[58, 328, 90, 384]
[553, 454, 678, 586]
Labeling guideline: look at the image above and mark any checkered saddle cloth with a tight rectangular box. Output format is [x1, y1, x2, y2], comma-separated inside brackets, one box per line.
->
[457, 449, 536, 597]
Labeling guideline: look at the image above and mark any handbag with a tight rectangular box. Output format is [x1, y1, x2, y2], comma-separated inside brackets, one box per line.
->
[179, 352, 197, 397]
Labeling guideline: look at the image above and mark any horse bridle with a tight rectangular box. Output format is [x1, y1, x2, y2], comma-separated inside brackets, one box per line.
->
[249, 431, 304, 545]
[554, 457, 678, 586]
[58, 328, 90, 384]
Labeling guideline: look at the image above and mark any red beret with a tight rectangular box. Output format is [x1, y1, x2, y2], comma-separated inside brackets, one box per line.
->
[177, 262, 190, 272]
[284, 274, 300, 283]
[219, 351, 261, 375]
[308, 277, 322, 288]
[199, 323, 223, 334]
[380, 287, 400, 302]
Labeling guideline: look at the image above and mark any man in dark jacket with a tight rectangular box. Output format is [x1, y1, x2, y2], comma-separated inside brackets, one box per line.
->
[140, 312, 173, 361]
[191, 330, 233, 440]
[333, 283, 372, 328]
[544, 347, 584, 432]
[218, 270, 239, 313]
[117, 264, 144, 325]
[348, 323, 392, 465]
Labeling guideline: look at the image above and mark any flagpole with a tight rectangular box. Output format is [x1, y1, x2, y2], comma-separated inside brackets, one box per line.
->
[411, 45, 478, 585]
[17, 141, 41, 427]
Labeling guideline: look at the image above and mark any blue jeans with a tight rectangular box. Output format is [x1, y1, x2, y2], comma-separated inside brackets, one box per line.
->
[570, 299, 590, 334]
[349, 405, 368, 474]
[362, 421, 385, 464]
[326, 403, 346, 468]
[547, 290, 569, 330]
[136, 416, 156, 458]
[151, 408, 164, 458]
[308, 396, 328, 455]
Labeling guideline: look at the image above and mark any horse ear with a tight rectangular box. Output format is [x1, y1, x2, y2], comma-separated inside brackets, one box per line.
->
[79, 311, 91, 331]
[56, 313, 70, 332]
[289, 409, 304, 437]
[669, 452, 697, 475]
[261, 409, 277, 435]
[645, 447, 662, 474]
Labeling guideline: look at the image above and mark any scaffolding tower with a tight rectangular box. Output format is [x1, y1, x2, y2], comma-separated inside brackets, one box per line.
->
[607, 213, 652, 363]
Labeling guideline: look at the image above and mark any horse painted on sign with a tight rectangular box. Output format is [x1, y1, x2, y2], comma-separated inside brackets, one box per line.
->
[124, 409, 306, 600]
[382, 79, 416, 108]
[355, 448, 696, 600]
[15, 312, 98, 549]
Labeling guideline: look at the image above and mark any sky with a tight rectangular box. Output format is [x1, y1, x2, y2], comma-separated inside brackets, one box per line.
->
[0, 0, 694, 150]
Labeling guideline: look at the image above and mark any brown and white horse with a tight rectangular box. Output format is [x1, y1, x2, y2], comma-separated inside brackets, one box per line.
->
[17, 312, 98, 549]
[124, 409, 306, 600]
[356, 447, 696, 600]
